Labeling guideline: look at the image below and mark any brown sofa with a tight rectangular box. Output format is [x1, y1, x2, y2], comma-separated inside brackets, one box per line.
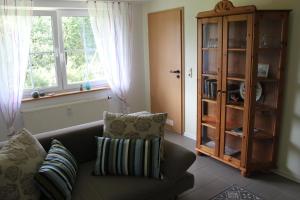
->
[0, 121, 196, 200]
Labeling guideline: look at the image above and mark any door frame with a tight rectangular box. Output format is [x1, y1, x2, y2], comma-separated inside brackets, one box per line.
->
[148, 7, 185, 134]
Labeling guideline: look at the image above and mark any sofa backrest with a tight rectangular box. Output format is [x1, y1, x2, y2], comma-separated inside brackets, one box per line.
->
[0, 121, 104, 164]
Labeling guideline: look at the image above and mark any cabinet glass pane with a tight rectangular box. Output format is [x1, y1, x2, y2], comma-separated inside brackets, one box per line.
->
[228, 21, 247, 49]
[257, 51, 281, 79]
[249, 13, 285, 165]
[225, 108, 244, 134]
[227, 51, 246, 78]
[203, 23, 219, 48]
[224, 134, 242, 159]
[223, 107, 243, 161]
[203, 50, 218, 75]
[226, 80, 244, 107]
[201, 125, 217, 151]
[250, 110, 275, 164]
[259, 14, 283, 48]
[256, 82, 278, 109]
[202, 102, 217, 125]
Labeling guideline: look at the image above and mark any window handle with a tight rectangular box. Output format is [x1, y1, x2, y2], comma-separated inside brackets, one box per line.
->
[64, 52, 68, 65]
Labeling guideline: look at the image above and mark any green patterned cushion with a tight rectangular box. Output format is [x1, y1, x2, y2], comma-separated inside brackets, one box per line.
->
[34, 139, 78, 200]
[94, 137, 161, 179]
[0, 129, 46, 200]
[103, 111, 167, 158]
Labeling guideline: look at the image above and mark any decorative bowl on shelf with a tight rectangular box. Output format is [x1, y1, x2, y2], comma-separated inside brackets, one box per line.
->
[239, 82, 262, 101]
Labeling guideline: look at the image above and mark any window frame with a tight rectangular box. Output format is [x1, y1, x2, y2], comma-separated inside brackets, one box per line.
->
[23, 10, 107, 98]
[24, 10, 63, 96]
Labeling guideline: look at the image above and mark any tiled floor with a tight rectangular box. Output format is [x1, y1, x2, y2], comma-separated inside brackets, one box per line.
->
[165, 132, 300, 200]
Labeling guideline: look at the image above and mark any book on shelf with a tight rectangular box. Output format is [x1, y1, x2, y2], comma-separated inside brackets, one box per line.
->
[204, 79, 217, 99]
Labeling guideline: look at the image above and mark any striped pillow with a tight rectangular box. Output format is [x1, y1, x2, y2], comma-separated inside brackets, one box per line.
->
[94, 137, 161, 179]
[34, 139, 78, 200]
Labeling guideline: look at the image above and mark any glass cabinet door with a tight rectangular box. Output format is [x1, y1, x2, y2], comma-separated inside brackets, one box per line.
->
[220, 15, 253, 166]
[248, 12, 288, 168]
[197, 17, 222, 156]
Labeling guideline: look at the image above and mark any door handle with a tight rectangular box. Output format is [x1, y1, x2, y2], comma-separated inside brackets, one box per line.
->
[170, 70, 181, 74]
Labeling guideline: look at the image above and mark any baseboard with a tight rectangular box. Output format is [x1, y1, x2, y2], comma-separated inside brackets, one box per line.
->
[273, 169, 300, 183]
[184, 132, 196, 141]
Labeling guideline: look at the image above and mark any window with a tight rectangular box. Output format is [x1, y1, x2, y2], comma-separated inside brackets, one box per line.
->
[24, 10, 106, 96]
[62, 16, 104, 85]
[25, 15, 58, 90]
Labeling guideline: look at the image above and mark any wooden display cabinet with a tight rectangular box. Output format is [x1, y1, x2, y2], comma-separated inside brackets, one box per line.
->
[196, 0, 290, 176]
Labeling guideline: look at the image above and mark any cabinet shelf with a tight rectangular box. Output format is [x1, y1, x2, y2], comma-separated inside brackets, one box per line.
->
[225, 130, 243, 138]
[253, 130, 274, 140]
[202, 73, 218, 79]
[256, 104, 277, 112]
[226, 103, 244, 110]
[227, 76, 245, 81]
[256, 77, 279, 82]
[202, 48, 218, 51]
[258, 47, 282, 51]
[228, 48, 246, 52]
[202, 122, 216, 129]
[202, 98, 217, 104]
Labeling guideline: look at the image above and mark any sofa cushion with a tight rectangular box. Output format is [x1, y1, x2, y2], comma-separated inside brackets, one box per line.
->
[0, 129, 46, 200]
[35, 139, 78, 200]
[94, 137, 161, 179]
[72, 161, 194, 200]
[103, 111, 167, 158]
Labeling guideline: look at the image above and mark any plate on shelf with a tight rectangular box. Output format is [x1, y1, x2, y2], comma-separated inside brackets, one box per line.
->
[239, 82, 262, 101]
[225, 146, 241, 156]
[204, 141, 215, 148]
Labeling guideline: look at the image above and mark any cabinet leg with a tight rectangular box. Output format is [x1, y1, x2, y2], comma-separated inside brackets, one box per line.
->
[241, 169, 250, 177]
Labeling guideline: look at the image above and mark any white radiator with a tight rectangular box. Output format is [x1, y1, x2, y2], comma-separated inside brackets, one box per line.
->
[21, 98, 109, 134]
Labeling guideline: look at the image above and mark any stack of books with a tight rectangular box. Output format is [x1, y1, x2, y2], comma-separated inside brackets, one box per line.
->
[204, 79, 217, 99]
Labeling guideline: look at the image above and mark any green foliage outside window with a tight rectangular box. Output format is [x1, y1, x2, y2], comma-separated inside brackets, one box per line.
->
[25, 15, 104, 90]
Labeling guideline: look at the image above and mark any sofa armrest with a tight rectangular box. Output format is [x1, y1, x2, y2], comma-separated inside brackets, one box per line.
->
[162, 140, 196, 180]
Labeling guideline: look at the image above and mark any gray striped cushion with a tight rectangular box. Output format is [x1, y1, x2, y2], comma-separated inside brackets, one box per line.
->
[94, 137, 161, 179]
[34, 139, 78, 200]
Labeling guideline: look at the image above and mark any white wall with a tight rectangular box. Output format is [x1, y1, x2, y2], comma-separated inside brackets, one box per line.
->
[0, 1, 147, 140]
[142, 0, 300, 182]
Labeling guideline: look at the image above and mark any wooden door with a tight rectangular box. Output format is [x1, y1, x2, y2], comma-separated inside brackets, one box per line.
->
[148, 8, 183, 134]
[219, 14, 254, 169]
[197, 17, 223, 157]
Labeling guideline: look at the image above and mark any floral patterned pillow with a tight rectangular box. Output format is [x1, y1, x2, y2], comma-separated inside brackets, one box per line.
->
[103, 111, 168, 159]
[0, 129, 46, 200]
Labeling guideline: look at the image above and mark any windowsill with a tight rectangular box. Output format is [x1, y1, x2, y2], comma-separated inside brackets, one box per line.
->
[22, 86, 110, 103]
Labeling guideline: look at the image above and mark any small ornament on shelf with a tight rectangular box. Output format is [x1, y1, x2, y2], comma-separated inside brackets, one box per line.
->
[257, 64, 269, 78]
[31, 91, 40, 99]
[84, 82, 91, 90]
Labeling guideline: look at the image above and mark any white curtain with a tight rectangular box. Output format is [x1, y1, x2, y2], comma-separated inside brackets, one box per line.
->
[88, 1, 133, 113]
[0, 0, 32, 135]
